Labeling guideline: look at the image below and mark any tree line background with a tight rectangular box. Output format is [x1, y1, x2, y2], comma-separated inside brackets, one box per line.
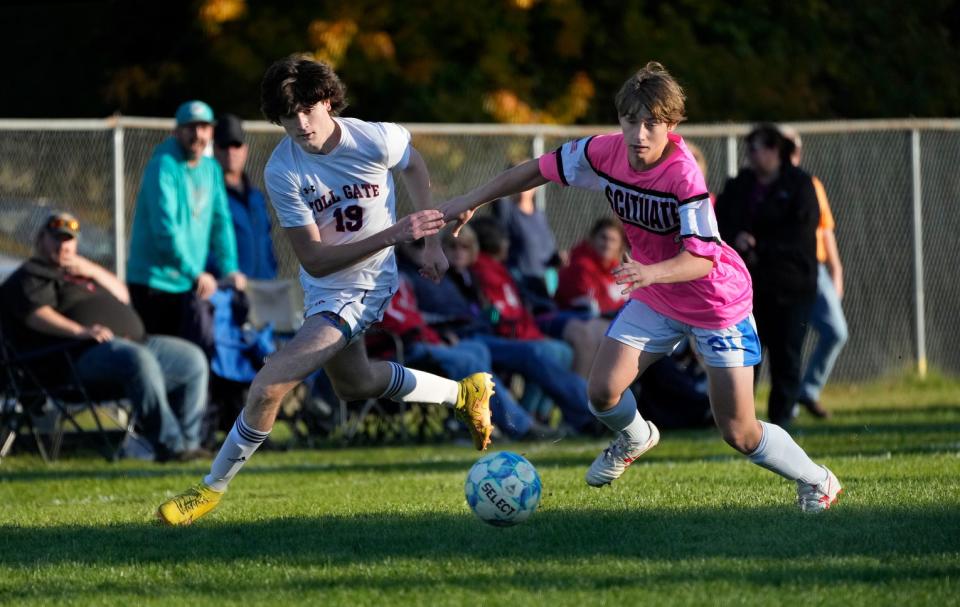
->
[2, 0, 959, 123]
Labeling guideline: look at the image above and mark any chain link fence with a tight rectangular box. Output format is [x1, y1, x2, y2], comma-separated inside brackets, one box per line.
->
[0, 117, 957, 382]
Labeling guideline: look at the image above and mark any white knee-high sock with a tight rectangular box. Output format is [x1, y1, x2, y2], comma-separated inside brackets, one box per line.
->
[380, 361, 459, 405]
[748, 421, 828, 484]
[589, 388, 651, 445]
[203, 413, 270, 492]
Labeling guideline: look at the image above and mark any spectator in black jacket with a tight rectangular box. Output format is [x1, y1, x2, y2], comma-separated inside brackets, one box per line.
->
[715, 124, 820, 427]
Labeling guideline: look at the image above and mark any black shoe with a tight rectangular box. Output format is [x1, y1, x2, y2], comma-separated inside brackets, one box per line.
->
[178, 447, 214, 461]
[154, 447, 213, 463]
[799, 399, 831, 419]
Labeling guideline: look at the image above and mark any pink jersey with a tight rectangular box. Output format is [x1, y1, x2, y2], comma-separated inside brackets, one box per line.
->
[538, 132, 752, 329]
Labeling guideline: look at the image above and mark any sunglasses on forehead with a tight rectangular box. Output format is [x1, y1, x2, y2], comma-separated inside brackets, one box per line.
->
[47, 217, 80, 231]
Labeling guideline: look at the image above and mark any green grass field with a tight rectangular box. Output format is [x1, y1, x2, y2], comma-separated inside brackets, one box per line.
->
[2, 373, 958, 606]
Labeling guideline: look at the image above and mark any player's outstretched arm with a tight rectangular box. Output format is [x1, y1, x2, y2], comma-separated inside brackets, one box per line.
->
[440, 159, 548, 236]
[285, 209, 445, 278]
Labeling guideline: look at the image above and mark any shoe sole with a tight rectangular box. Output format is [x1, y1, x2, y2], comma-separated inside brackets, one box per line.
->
[156, 495, 221, 526]
[800, 487, 843, 513]
[156, 508, 191, 526]
[586, 422, 660, 487]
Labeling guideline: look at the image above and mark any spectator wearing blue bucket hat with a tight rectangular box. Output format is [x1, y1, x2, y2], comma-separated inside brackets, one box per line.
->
[127, 100, 247, 351]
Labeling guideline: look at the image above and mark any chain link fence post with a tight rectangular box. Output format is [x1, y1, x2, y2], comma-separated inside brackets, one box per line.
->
[725, 134, 738, 178]
[112, 117, 126, 281]
[911, 128, 927, 379]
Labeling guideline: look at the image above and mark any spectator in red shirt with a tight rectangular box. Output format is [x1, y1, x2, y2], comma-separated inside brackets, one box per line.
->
[470, 236, 544, 341]
[440, 225, 600, 434]
[470, 217, 607, 380]
[556, 218, 629, 317]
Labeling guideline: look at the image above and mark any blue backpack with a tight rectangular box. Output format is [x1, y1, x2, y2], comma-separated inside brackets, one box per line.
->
[210, 288, 275, 383]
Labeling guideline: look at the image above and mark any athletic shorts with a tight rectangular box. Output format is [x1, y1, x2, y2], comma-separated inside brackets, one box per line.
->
[606, 300, 761, 368]
[304, 284, 396, 343]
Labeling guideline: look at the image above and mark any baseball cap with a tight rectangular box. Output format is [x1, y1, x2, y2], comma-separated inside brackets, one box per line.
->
[44, 211, 81, 239]
[214, 113, 245, 147]
[175, 100, 215, 126]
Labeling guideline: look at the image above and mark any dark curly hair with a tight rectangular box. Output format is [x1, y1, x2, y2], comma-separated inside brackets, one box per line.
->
[260, 55, 348, 124]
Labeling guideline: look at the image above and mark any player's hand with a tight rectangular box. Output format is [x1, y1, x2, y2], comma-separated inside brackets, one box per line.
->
[82, 324, 114, 343]
[613, 251, 655, 294]
[418, 242, 449, 283]
[439, 197, 476, 237]
[394, 209, 445, 243]
[450, 208, 476, 237]
[195, 272, 218, 300]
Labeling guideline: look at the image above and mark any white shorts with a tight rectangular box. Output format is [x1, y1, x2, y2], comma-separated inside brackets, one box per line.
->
[304, 284, 396, 343]
[606, 300, 761, 368]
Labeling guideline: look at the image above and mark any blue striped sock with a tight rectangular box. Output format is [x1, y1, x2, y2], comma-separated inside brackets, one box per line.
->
[380, 362, 413, 400]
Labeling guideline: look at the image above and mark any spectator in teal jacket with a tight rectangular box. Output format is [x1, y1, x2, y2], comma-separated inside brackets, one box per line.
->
[127, 100, 246, 342]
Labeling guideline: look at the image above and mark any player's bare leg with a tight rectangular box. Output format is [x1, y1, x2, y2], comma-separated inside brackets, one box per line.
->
[707, 365, 842, 512]
[703, 365, 761, 454]
[157, 315, 348, 525]
[585, 339, 663, 486]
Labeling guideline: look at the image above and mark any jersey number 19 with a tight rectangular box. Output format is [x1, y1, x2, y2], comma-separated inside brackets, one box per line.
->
[334, 205, 363, 232]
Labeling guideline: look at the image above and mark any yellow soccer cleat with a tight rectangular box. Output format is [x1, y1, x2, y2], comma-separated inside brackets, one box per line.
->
[156, 483, 224, 526]
[455, 372, 495, 451]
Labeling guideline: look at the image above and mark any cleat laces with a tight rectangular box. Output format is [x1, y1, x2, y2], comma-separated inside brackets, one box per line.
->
[173, 486, 214, 515]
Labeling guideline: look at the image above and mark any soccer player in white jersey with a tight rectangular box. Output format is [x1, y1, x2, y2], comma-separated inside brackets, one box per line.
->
[158, 56, 495, 525]
[441, 62, 842, 512]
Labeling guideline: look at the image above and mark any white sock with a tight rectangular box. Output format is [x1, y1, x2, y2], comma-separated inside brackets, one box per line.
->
[380, 361, 459, 405]
[589, 388, 651, 445]
[748, 421, 828, 484]
[203, 413, 269, 492]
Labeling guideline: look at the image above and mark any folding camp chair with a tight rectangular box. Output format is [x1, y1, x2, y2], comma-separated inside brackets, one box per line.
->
[0, 317, 135, 463]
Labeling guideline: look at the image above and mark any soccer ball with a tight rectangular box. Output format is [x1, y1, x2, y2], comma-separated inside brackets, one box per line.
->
[464, 451, 542, 526]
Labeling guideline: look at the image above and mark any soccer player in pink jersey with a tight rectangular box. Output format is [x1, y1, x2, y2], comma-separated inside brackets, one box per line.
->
[441, 62, 842, 512]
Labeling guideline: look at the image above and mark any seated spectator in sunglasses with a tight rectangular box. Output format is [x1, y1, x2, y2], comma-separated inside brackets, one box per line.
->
[0, 212, 210, 462]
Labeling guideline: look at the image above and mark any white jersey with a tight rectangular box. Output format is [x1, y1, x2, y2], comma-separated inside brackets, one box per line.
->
[264, 117, 411, 292]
